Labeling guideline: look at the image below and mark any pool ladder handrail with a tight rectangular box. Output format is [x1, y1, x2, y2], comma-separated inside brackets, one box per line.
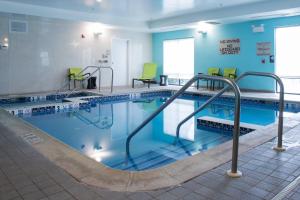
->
[175, 72, 285, 177]
[125, 74, 242, 177]
[57, 65, 114, 97]
[98, 66, 114, 93]
[57, 66, 99, 95]
[176, 71, 285, 150]
[66, 66, 102, 97]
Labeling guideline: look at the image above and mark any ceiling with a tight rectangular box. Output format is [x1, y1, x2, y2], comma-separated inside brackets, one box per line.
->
[1, 0, 300, 32]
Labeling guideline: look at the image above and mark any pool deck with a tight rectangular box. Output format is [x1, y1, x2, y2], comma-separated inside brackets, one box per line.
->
[1, 86, 300, 199]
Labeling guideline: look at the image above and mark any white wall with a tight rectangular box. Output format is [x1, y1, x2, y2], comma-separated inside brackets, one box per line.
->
[0, 13, 152, 95]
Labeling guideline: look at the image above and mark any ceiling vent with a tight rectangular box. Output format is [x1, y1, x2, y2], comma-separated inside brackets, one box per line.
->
[9, 20, 28, 33]
[206, 21, 221, 25]
[250, 13, 291, 19]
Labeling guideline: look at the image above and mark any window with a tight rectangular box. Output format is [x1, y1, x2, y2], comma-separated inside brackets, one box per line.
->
[163, 38, 195, 85]
[275, 26, 300, 94]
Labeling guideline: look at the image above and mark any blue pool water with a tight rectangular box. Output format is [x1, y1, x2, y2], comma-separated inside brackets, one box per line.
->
[20, 93, 297, 171]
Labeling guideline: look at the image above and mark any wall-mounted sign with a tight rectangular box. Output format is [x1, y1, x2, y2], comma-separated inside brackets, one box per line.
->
[220, 38, 240, 55]
[256, 42, 271, 56]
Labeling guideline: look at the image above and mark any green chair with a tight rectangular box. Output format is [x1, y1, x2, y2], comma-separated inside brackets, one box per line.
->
[197, 67, 220, 90]
[132, 63, 157, 88]
[221, 68, 237, 88]
[68, 67, 90, 89]
[223, 68, 237, 79]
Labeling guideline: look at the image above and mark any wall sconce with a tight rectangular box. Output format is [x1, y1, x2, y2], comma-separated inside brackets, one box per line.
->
[252, 24, 264, 33]
[0, 37, 9, 50]
[94, 32, 103, 39]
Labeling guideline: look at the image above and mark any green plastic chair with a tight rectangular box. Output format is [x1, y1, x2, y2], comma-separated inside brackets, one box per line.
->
[203, 67, 221, 90]
[68, 67, 90, 89]
[132, 63, 157, 88]
[223, 68, 237, 79]
[220, 68, 237, 88]
[208, 67, 220, 76]
[197, 67, 221, 90]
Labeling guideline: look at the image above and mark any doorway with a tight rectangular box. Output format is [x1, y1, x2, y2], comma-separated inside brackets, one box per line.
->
[111, 38, 129, 86]
[275, 26, 300, 94]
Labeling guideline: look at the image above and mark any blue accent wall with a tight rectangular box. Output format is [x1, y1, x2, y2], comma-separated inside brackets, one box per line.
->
[152, 16, 300, 91]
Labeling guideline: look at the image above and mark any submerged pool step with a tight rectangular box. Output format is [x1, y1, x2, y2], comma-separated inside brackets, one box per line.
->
[109, 132, 233, 171]
[197, 116, 263, 134]
[132, 154, 175, 170]
[110, 151, 176, 171]
[110, 151, 160, 168]
[158, 135, 230, 159]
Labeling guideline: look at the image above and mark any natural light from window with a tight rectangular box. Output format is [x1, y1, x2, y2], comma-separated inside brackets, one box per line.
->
[276, 26, 300, 94]
[163, 38, 195, 83]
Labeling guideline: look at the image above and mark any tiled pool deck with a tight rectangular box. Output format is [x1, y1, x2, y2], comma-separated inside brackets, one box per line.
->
[1, 86, 300, 200]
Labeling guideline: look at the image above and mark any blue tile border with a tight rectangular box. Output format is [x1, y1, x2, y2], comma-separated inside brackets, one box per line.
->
[181, 92, 300, 113]
[82, 94, 130, 104]
[3, 89, 300, 117]
[197, 118, 255, 135]
[139, 90, 172, 98]
[0, 92, 97, 105]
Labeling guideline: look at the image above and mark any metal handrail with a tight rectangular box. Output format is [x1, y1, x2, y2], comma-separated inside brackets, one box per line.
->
[57, 65, 114, 97]
[176, 72, 285, 152]
[56, 66, 100, 95]
[125, 75, 241, 171]
[276, 76, 300, 95]
[65, 66, 101, 97]
[99, 66, 114, 93]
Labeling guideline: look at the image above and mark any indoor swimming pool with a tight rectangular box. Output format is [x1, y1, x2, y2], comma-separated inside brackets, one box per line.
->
[16, 91, 300, 171]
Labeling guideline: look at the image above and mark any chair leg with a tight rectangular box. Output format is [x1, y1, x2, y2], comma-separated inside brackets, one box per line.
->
[148, 81, 150, 88]
[197, 80, 199, 89]
[132, 79, 135, 88]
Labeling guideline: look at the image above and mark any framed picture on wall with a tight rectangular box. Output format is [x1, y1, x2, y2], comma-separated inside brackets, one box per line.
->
[256, 42, 271, 56]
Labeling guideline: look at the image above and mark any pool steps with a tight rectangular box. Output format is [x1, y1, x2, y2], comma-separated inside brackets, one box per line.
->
[109, 133, 230, 171]
[110, 151, 175, 171]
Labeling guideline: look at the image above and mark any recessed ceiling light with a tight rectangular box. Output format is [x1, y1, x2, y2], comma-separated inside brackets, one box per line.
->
[96, 0, 102, 3]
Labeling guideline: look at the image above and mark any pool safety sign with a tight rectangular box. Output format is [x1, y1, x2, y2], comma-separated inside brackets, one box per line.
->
[220, 38, 240, 55]
[256, 42, 271, 56]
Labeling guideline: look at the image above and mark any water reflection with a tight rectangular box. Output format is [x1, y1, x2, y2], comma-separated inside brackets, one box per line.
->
[69, 104, 113, 129]
[163, 99, 195, 141]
